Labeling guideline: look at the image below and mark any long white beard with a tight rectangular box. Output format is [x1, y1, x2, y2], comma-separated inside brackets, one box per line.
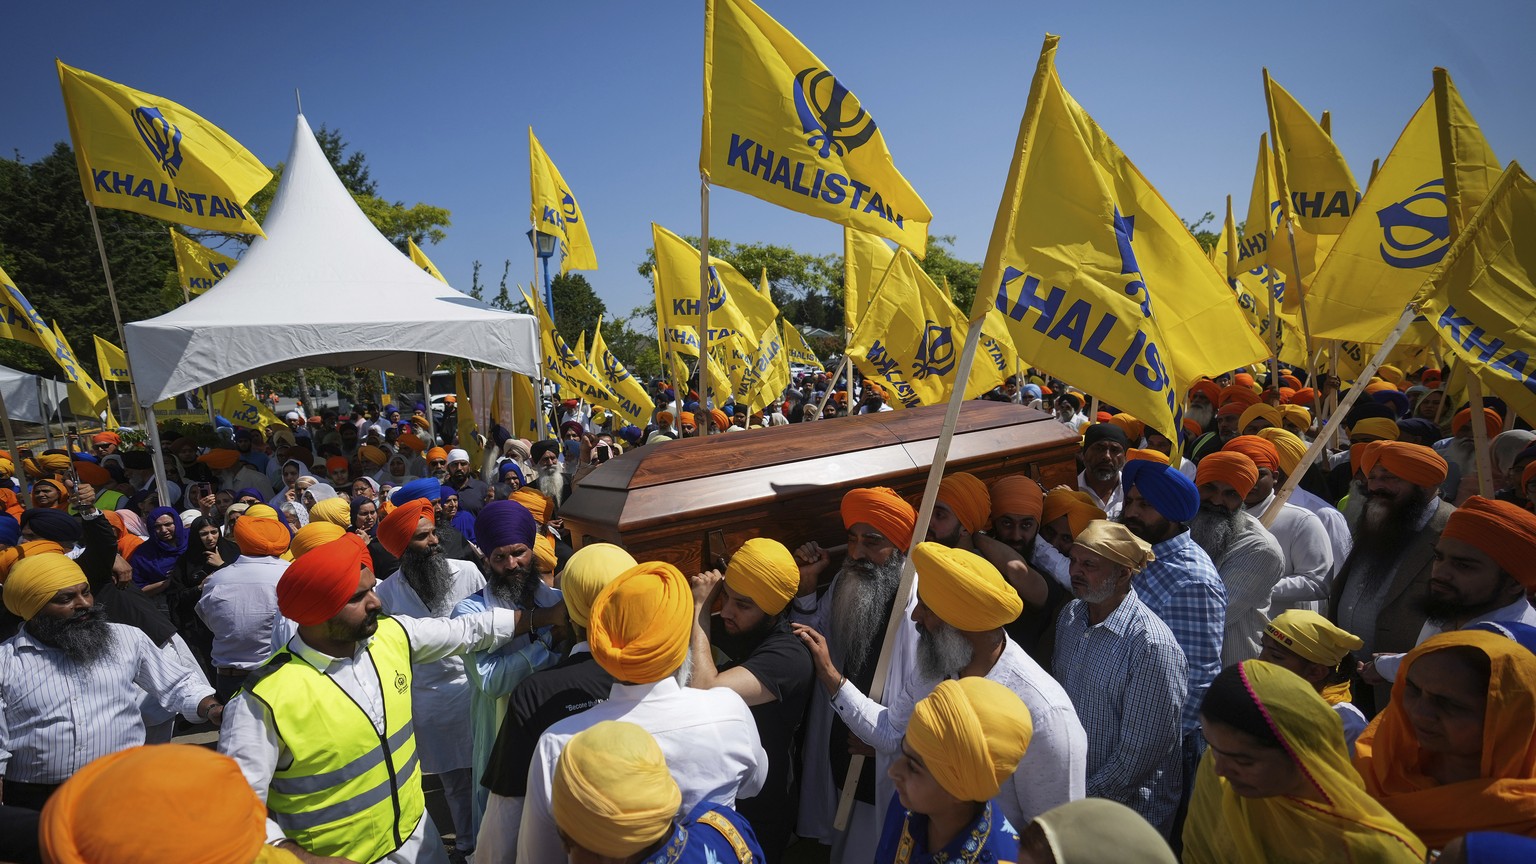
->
[537, 464, 565, 501]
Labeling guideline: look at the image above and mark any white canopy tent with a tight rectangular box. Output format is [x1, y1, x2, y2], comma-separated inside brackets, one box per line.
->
[0, 364, 70, 425]
[123, 113, 542, 499]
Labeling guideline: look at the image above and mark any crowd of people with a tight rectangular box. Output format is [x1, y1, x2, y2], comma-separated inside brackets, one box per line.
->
[2, 362, 1536, 863]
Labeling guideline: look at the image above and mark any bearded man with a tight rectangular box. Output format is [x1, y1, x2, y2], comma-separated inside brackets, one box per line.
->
[1328, 441, 1453, 713]
[987, 475, 1075, 668]
[1190, 452, 1285, 666]
[1182, 379, 1223, 463]
[1078, 423, 1129, 517]
[1224, 436, 1334, 616]
[791, 487, 919, 860]
[528, 440, 568, 505]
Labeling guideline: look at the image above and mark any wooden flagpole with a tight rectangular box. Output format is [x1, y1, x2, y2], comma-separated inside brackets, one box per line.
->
[86, 203, 145, 426]
[697, 177, 713, 438]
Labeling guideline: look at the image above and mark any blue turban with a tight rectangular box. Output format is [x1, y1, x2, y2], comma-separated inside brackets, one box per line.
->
[1371, 388, 1410, 418]
[390, 477, 442, 506]
[235, 487, 267, 503]
[497, 461, 526, 484]
[475, 499, 536, 552]
[1395, 418, 1442, 443]
[1022, 384, 1042, 400]
[1121, 459, 1200, 522]
[618, 425, 643, 444]
[0, 513, 19, 547]
[723, 405, 735, 416]
[1463, 831, 1536, 862]
[72, 452, 99, 465]
[439, 486, 460, 502]
[22, 508, 83, 545]
[381, 404, 397, 415]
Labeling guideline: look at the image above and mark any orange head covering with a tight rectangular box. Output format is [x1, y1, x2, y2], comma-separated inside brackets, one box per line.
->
[197, 449, 240, 471]
[1041, 489, 1107, 537]
[840, 487, 916, 550]
[1189, 379, 1221, 405]
[1442, 496, 1536, 591]
[1452, 406, 1503, 440]
[1354, 630, 1536, 847]
[325, 456, 349, 473]
[39, 744, 268, 864]
[1365, 380, 1397, 395]
[357, 444, 388, 467]
[397, 433, 425, 453]
[72, 460, 110, 488]
[1220, 385, 1261, 410]
[277, 533, 373, 626]
[1371, 442, 1448, 487]
[1196, 451, 1259, 498]
[1351, 440, 1388, 478]
[709, 409, 729, 431]
[1181, 417, 1204, 439]
[1238, 403, 1282, 433]
[32, 479, 70, 510]
[425, 446, 448, 463]
[1277, 386, 1297, 403]
[377, 498, 434, 558]
[232, 515, 291, 557]
[1233, 372, 1256, 389]
[510, 486, 555, 525]
[679, 412, 696, 428]
[988, 475, 1043, 521]
[1108, 413, 1144, 443]
[291, 522, 347, 559]
[92, 431, 120, 448]
[657, 411, 674, 426]
[1280, 374, 1303, 390]
[937, 473, 991, 534]
[1217, 401, 1249, 419]
[1223, 435, 1280, 473]
[1290, 387, 1316, 406]
[1126, 448, 1170, 465]
[588, 561, 693, 684]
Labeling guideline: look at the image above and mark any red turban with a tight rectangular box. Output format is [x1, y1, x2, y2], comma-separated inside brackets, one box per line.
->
[1443, 496, 1536, 591]
[1372, 442, 1448, 487]
[326, 456, 349, 472]
[276, 533, 373, 626]
[841, 487, 916, 550]
[988, 476, 1043, 521]
[1223, 435, 1280, 473]
[377, 498, 434, 558]
[1189, 379, 1221, 405]
[1196, 451, 1259, 498]
[1452, 406, 1503, 440]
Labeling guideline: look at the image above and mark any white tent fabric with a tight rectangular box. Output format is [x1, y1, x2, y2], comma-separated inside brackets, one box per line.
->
[123, 113, 540, 405]
[0, 364, 69, 424]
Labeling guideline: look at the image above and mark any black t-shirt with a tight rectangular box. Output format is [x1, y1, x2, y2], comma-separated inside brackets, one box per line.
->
[1004, 570, 1072, 675]
[481, 651, 614, 797]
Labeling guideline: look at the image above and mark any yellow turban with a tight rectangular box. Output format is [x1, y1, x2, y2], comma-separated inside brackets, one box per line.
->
[937, 472, 991, 534]
[552, 721, 681, 858]
[357, 444, 388, 467]
[38, 453, 72, 474]
[1256, 427, 1308, 476]
[912, 542, 1021, 632]
[511, 486, 555, 526]
[589, 561, 692, 683]
[1072, 519, 1155, 573]
[1237, 403, 1282, 433]
[724, 537, 799, 616]
[244, 504, 281, 521]
[1350, 417, 1401, 442]
[290, 522, 347, 559]
[534, 533, 557, 573]
[3, 553, 88, 620]
[0, 455, 12, 478]
[1041, 489, 1106, 538]
[1126, 448, 1169, 465]
[1265, 610, 1363, 667]
[558, 543, 637, 630]
[1378, 364, 1405, 385]
[908, 678, 1033, 803]
[308, 496, 352, 527]
[0, 540, 67, 582]
[1279, 404, 1311, 430]
[39, 744, 271, 864]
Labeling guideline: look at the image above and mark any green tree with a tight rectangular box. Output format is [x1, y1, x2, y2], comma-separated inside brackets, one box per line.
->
[1185, 211, 1219, 253]
[635, 236, 843, 333]
[916, 235, 982, 312]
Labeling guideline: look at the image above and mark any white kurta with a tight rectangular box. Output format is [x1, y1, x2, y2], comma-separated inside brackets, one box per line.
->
[1248, 492, 1334, 615]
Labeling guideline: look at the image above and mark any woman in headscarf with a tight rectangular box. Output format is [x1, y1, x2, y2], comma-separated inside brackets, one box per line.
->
[126, 506, 189, 612]
[1354, 630, 1536, 849]
[299, 481, 338, 510]
[167, 514, 238, 676]
[268, 459, 314, 506]
[1490, 430, 1536, 500]
[100, 509, 145, 562]
[376, 450, 416, 487]
[349, 494, 396, 577]
[30, 478, 70, 511]
[1183, 660, 1426, 863]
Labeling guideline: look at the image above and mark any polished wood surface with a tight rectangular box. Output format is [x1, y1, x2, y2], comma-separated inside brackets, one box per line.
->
[560, 401, 1081, 573]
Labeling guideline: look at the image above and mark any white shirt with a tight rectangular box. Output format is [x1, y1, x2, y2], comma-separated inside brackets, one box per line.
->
[1031, 540, 1073, 591]
[516, 677, 768, 863]
[1, 623, 211, 783]
[197, 554, 289, 671]
[1078, 470, 1125, 519]
[1290, 487, 1353, 581]
[829, 635, 1086, 829]
[1247, 492, 1334, 615]
[1374, 596, 1536, 683]
[219, 610, 517, 859]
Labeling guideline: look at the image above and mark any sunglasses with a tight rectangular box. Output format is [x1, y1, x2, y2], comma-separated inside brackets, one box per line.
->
[93, 443, 111, 450]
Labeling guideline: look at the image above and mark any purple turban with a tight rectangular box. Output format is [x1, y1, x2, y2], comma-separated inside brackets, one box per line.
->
[1121, 459, 1200, 522]
[475, 499, 537, 552]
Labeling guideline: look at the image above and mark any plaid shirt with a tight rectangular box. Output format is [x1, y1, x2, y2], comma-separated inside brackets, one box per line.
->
[1134, 530, 1226, 734]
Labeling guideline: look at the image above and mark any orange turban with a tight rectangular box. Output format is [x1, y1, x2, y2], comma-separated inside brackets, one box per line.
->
[1238, 403, 1282, 433]
[1233, 372, 1256, 388]
[290, 522, 347, 559]
[709, 409, 729, 431]
[397, 433, 426, 453]
[679, 412, 696, 427]
[1109, 413, 1144, 443]
[511, 486, 555, 525]
[1127, 448, 1169, 465]
[233, 515, 291, 557]
[1041, 489, 1106, 538]
[277, 533, 373, 626]
[1181, 417, 1204, 439]
[1196, 451, 1259, 498]
[92, 431, 120, 447]
[377, 498, 434, 557]
[1351, 440, 1388, 477]
[988, 476, 1043, 521]
[1365, 380, 1397, 395]
[1371, 442, 1448, 487]
[1452, 406, 1503, 440]
[589, 561, 693, 684]
[32, 479, 70, 510]
[1218, 385, 1261, 409]
[425, 446, 449, 463]
[73, 461, 110, 487]
[1223, 435, 1280, 473]
[657, 411, 674, 426]
[1189, 379, 1221, 405]
[1277, 386, 1297, 403]
[357, 445, 388, 467]
[1290, 387, 1316, 406]
[1280, 374, 1302, 390]
[39, 744, 268, 864]
[937, 473, 991, 534]
[1442, 496, 1536, 590]
[840, 487, 916, 550]
[325, 456, 349, 473]
[198, 449, 240, 471]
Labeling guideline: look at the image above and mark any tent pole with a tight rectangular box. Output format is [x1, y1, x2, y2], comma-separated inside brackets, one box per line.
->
[418, 354, 438, 445]
[86, 203, 145, 427]
[39, 378, 57, 450]
[143, 403, 171, 512]
[0, 383, 19, 479]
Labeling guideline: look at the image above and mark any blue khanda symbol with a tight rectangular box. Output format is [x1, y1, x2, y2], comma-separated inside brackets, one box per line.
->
[911, 322, 955, 380]
[132, 107, 183, 177]
[560, 190, 579, 224]
[793, 67, 878, 159]
[1113, 207, 1152, 319]
[1378, 179, 1450, 269]
[706, 266, 728, 312]
[208, 261, 230, 282]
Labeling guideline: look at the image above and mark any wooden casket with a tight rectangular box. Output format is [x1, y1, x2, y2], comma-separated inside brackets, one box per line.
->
[560, 401, 1081, 572]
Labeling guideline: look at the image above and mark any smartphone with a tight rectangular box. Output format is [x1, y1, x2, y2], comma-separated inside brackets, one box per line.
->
[595, 443, 613, 463]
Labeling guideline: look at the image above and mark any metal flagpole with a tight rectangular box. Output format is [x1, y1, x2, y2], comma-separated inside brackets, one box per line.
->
[38, 378, 57, 450]
[86, 203, 145, 426]
[697, 176, 713, 437]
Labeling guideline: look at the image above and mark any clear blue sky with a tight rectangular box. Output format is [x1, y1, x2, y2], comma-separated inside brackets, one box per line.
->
[7, 1, 1534, 324]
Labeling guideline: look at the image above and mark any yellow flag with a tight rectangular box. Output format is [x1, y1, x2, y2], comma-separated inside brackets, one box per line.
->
[511, 373, 542, 439]
[745, 320, 791, 411]
[408, 238, 447, 283]
[651, 263, 734, 398]
[1417, 162, 1536, 424]
[453, 368, 482, 465]
[1264, 72, 1360, 236]
[590, 320, 656, 427]
[216, 383, 284, 432]
[0, 284, 45, 350]
[782, 320, 824, 370]
[170, 229, 239, 296]
[975, 36, 1266, 441]
[843, 226, 896, 336]
[50, 323, 110, 416]
[1307, 72, 1499, 344]
[1, 269, 90, 383]
[529, 128, 598, 273]
[1216, 207, 1308, 370]
[1235, 134, 1281, 274]
[702, 0, 930, 255]
[92, 335, 131, 383]
[651, 223, 781, 349]
[57, 61, 271, 235]
[520, 288, 615, 406]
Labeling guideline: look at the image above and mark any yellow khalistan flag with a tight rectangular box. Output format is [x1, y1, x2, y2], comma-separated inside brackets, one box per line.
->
[590, 319, 656, 427]
[1217, 201, 1308, 369]
[216, 383, 283, 432]
[1307, 71, 1500, 344]
[649, 264, 733, 399]
[93, 335, 131, 383]
[49, 323, 111, 417]
[453, 368, 482, 466]
[1418, 162, 1536, 424]
[747, 320, 791, 411]
[408, 238, 447, 283]
[511, 373, 542, 439]
[0, 277, 45, 350]
[57, 61, 271, 235]
[170, 229, 238, 296]
[843, 226, 895, 336]
[1234, 134, 1280, 275]
[651, 224, 781, 350]
[702, 0, 931, 256]
[1, 268, 91, 384]
[520, 288, 616, 406]
[529, 128, 598, 272]
[782, 320, 824, 370]
[975, 36, 1266, 441]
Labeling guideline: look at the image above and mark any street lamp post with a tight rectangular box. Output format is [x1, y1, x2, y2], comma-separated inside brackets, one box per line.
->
[527, 228, 558, 317]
